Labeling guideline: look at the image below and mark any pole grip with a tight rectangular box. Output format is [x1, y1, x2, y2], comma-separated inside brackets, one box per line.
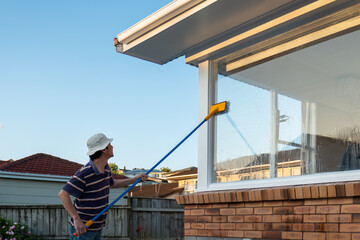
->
[71, 219, 93, 238]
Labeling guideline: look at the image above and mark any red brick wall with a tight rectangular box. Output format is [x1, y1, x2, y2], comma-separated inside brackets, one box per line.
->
[176, 182, 360, 239]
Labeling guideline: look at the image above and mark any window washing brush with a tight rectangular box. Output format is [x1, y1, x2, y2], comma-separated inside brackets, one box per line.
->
[205, 101, 230, 120]
[71, 101, 230, 239]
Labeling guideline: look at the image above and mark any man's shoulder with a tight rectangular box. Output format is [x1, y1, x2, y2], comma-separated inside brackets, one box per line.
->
[75, 162, 94, 177]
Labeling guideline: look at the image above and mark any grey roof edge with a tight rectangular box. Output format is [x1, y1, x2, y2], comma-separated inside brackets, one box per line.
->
[0, 170, 70, 182]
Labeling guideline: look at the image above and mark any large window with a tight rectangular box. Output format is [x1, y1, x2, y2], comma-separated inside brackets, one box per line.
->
[214, 29, 360, 184]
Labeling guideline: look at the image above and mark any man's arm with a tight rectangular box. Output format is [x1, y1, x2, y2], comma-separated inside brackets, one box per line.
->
[111, 173, 148, 188]
[58, 189, 87, 236]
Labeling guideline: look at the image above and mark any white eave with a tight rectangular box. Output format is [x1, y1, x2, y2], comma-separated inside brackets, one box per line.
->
[115, 0, 218, 64]
[115, 0, 354, 66]
[116, 0, 209, 45]
[115, 0, 298, 64]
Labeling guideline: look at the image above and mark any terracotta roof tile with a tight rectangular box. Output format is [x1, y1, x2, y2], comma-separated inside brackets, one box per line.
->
[0, 160, 8, 166]
[0, 153, 83, 176]
[0, 153, 129, 180]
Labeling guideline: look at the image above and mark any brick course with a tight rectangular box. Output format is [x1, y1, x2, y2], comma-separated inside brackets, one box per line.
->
[176, 181, 360, 239]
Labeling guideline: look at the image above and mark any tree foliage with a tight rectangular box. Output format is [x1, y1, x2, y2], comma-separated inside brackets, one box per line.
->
[109, 162, 119, 174]
[160, 166, 171, 172]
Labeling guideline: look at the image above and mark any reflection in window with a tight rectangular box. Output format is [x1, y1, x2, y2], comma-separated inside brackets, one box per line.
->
[214, 29, 360, 183]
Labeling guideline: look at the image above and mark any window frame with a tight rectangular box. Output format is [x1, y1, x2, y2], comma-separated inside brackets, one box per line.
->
[196, 3, 360, 192]
[197, 58, 360, 192]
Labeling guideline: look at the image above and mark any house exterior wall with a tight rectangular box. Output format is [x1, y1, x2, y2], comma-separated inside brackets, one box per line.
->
[0, 172, 127, 205]
[178, 179, 197, 194]
[176, 181, 360, 239]
[0, 177, 66, 205]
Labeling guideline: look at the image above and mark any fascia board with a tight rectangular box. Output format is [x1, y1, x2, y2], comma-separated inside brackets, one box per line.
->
[0, 170, 70, 182]
[117, 0, 217, 53]
[116, 0, 210, 44]
[117, 0, 201, 43]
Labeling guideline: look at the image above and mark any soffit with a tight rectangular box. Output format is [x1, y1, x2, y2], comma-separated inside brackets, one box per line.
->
[115, 0, 295, 64]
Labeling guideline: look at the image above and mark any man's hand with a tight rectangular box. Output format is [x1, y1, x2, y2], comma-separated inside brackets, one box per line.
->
[111, 173, 148, 188]
[74, 218, 87, 236]
[137, 173, 148, 182]
[58, 190, 86, 236]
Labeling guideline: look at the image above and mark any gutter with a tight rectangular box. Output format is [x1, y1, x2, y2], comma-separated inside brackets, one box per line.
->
[117, 0, 204, 43]
[115, 0, 217, 53]
[0, 170, 70, 182]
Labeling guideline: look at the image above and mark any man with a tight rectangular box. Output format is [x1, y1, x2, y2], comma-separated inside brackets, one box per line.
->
[58, 133, 147, 240]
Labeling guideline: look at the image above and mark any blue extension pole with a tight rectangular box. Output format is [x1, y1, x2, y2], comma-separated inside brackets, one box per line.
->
[71, 118, 207, 240]
[92, 118, 207, 222]
[71, 101, 229, 239]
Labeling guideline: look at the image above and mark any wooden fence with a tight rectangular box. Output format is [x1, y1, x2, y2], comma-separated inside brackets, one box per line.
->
[0, 197, 184, 240]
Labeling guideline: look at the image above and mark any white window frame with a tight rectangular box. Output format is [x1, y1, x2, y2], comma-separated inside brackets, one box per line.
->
[194, 2, 360, 193]
[196, 59, 360, 193]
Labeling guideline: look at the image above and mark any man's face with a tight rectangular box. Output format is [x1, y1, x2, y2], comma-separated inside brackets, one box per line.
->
[104, 143, 114, 158]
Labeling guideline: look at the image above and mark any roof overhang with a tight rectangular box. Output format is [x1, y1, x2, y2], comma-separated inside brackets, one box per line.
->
[116, 0, 296, 64]
[115, 0, 357, 66]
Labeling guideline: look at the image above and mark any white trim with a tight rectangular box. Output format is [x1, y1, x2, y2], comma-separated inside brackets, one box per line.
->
[117, 0, 217, 52]
[304, 102, 317, 174]
[117, 0, 201, 43]
[0, 171, 70, 182]
[196, 169, 360, 192]
[197, 61, 217, 191]
[270, 91, 278, 178]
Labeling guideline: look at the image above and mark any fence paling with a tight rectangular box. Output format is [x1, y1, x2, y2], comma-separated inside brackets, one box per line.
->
[0, 197, 184, 240]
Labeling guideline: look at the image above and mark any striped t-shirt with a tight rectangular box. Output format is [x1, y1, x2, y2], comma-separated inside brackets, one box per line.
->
[63, 160, 114, 231]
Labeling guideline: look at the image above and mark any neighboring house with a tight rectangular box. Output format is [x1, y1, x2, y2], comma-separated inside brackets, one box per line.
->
[129, 182, 184, 198]
[124, 168, 165, 184]
[129, 167, 198, 198]
[115, 1, 360, 239]
[0, 153, 83, 176]
[163, 167, 198, 194]
[0, 153, 127, 205]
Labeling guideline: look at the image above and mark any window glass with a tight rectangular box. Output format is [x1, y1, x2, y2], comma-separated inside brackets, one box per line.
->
[216, 78, 270, 182]
[277, 95, 302, 177]
[214, 29, 360, 183]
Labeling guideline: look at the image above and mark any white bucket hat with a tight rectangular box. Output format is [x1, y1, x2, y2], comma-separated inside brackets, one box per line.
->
[87, 133, 113, 156]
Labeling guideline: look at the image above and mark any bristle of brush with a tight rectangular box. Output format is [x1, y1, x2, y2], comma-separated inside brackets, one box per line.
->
[215, 101, 230, 116]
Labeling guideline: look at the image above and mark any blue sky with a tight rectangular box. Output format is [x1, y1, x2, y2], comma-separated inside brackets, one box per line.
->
[0, 1, 199, 171]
